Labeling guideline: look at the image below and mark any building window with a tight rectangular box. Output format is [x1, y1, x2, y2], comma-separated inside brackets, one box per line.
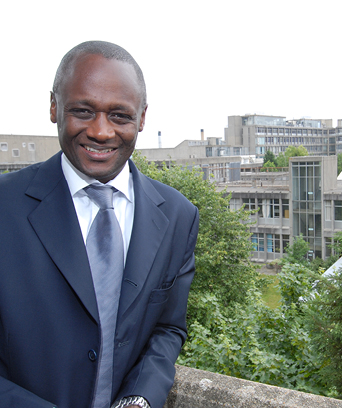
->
[12, 149, 20, 157]
[242, 198, 256, 211]
[282, 235, 290, 252]
[282, 199, 289, 218]
[267, 234, 280, 253]
[260, 199, 280, 218]
[325, 201, 332, 221]
[252, 233, 264, 252]
[257, 127, 266, 134]
[335, 200, 342, 221]
[325, 237, 332, 257]
[257, 198, 264, 218]
[229, 198, 240, 211]
[0, 142, 8, 151]
[28, 143, 35, 151]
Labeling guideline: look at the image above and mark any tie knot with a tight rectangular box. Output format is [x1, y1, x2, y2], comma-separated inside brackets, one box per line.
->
[84, 185, 116, 210]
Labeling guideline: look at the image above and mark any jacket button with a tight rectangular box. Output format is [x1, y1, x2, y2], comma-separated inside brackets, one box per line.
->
[88, 349, 97, 361]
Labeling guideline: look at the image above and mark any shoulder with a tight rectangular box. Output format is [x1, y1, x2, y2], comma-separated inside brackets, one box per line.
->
[0, 162, 42, 192]
[0, 152, 63, 203]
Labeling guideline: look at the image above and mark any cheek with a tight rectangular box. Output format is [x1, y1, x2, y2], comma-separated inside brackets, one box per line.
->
[121, 128, 138, 147]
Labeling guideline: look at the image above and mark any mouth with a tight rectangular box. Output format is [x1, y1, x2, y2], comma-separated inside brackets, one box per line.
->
[84, 145, 115, 154]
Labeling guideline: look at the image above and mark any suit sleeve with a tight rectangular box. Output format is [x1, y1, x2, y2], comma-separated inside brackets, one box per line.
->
[0, 377, 57, 408]
[115, 207, 199, 408]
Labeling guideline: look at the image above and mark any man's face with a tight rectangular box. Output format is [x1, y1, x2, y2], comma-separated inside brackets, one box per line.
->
[50, 54, 147, 183]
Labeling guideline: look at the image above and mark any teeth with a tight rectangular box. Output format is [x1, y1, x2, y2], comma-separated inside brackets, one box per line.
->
[85, 146, 114, 153]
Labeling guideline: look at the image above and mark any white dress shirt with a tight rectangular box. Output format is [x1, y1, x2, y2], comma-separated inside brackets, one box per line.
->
[61, 154, 134, 264]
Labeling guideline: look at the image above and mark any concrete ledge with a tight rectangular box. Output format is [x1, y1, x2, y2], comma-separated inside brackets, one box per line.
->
[164, 365, 342, 408]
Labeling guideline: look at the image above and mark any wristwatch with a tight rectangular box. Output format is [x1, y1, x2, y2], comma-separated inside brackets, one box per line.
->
[112, 396, 151, 408]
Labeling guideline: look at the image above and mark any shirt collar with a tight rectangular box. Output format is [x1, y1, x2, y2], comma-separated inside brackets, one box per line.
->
[61, 153, 133, 202]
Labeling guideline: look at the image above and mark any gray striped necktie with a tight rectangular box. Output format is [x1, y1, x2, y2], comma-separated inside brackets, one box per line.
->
[85, 184, 124, 408]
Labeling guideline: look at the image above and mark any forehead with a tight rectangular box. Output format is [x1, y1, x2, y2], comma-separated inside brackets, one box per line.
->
[58, 54, 142, 105]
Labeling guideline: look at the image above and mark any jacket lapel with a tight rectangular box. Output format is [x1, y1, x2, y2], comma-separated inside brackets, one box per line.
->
[25, 153, 99, 323]
[117, 161, 169, 319]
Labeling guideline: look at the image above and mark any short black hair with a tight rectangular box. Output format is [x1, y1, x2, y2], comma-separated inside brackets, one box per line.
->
[52, 40, 147, 107]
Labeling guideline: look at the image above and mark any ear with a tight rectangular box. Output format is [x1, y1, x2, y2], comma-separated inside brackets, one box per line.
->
[139, 105, 148, 132]
[50, 92, 57, 124]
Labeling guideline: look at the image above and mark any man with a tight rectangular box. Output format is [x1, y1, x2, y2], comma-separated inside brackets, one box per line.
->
[0, 41, 199, 408]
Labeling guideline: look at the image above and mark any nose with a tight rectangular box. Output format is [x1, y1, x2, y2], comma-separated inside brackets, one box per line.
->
[86, 112, 115, 141]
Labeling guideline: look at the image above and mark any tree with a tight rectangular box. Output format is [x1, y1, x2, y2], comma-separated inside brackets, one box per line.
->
[179, 269, 328, 396]
[261, 161, 277, 172]
[318, 231, 342, 271]
[338, 153, 342, 175]
[132, 151, 258, 314]
[285, 145, 308, 159]
[307, 269, 342, 398]
[263, 150, 276, 166]
[281, 234, 310, 266]
[275, 153, 287, 168]
[275, 146, 309, 167]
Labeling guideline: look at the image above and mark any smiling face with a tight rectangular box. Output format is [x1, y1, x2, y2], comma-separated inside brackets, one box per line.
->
[50, 53, 147, 183]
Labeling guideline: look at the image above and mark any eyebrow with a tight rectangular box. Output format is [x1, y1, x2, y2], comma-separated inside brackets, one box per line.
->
[69, 100, 134, 112]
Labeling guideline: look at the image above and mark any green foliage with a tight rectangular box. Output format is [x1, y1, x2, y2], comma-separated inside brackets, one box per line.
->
[261, 161, 277, 172]
[178, 258, 339, 396]
[329, 231, 342, 258]
[263, 150, 276, 166]
[179, 284, 327, 395]
[282, 234, 310, 266]
[337, 153, 342, 175]
[277, 263, 316, 310]
[306, 270, 342, 398]
[275, 152, 287, 168]
[285, 145, 309, 158]
[261, 275, 281, 309]
[133, 152, 341, 398]
[132, 151, 258, 315]
[310, 231, 342, 273]
[274, 146, 308, 168]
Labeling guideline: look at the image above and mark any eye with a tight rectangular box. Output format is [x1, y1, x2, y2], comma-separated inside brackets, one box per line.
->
[70, 108, 94, 119]
[108, 112, 132, 124]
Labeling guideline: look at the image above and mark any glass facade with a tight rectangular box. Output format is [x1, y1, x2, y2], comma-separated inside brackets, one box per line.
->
[252, 233, 264, 252]
[292, 161, 322, 258]
[243, 115, 286, 127]
[334, 200, 342, 221]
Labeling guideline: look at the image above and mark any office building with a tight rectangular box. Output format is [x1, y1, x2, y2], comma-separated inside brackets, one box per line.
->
[225, 114, 342, 159]
[0, 134, 60, 172]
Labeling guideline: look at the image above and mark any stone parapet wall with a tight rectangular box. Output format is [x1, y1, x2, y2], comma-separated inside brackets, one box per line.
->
[164, 365, 342, 408]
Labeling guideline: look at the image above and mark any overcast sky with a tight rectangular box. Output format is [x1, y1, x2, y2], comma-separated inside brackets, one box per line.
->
[1, 0, 340, 149]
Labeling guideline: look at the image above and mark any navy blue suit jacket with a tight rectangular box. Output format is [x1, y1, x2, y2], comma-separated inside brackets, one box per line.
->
[0, 152, 199, 408]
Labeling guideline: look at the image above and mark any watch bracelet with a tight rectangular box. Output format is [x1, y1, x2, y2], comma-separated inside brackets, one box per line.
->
[112, 395, 151, 408]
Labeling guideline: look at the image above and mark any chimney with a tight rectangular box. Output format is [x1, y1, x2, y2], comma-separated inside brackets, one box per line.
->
[200, 129, 204, 141]
[158, 131, 162, 148]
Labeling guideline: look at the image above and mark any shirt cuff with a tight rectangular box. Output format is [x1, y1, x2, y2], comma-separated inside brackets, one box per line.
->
[111, 396, 151, 408]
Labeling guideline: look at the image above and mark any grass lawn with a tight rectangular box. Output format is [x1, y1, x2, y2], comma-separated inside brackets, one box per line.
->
[261, 275, 281, 309]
